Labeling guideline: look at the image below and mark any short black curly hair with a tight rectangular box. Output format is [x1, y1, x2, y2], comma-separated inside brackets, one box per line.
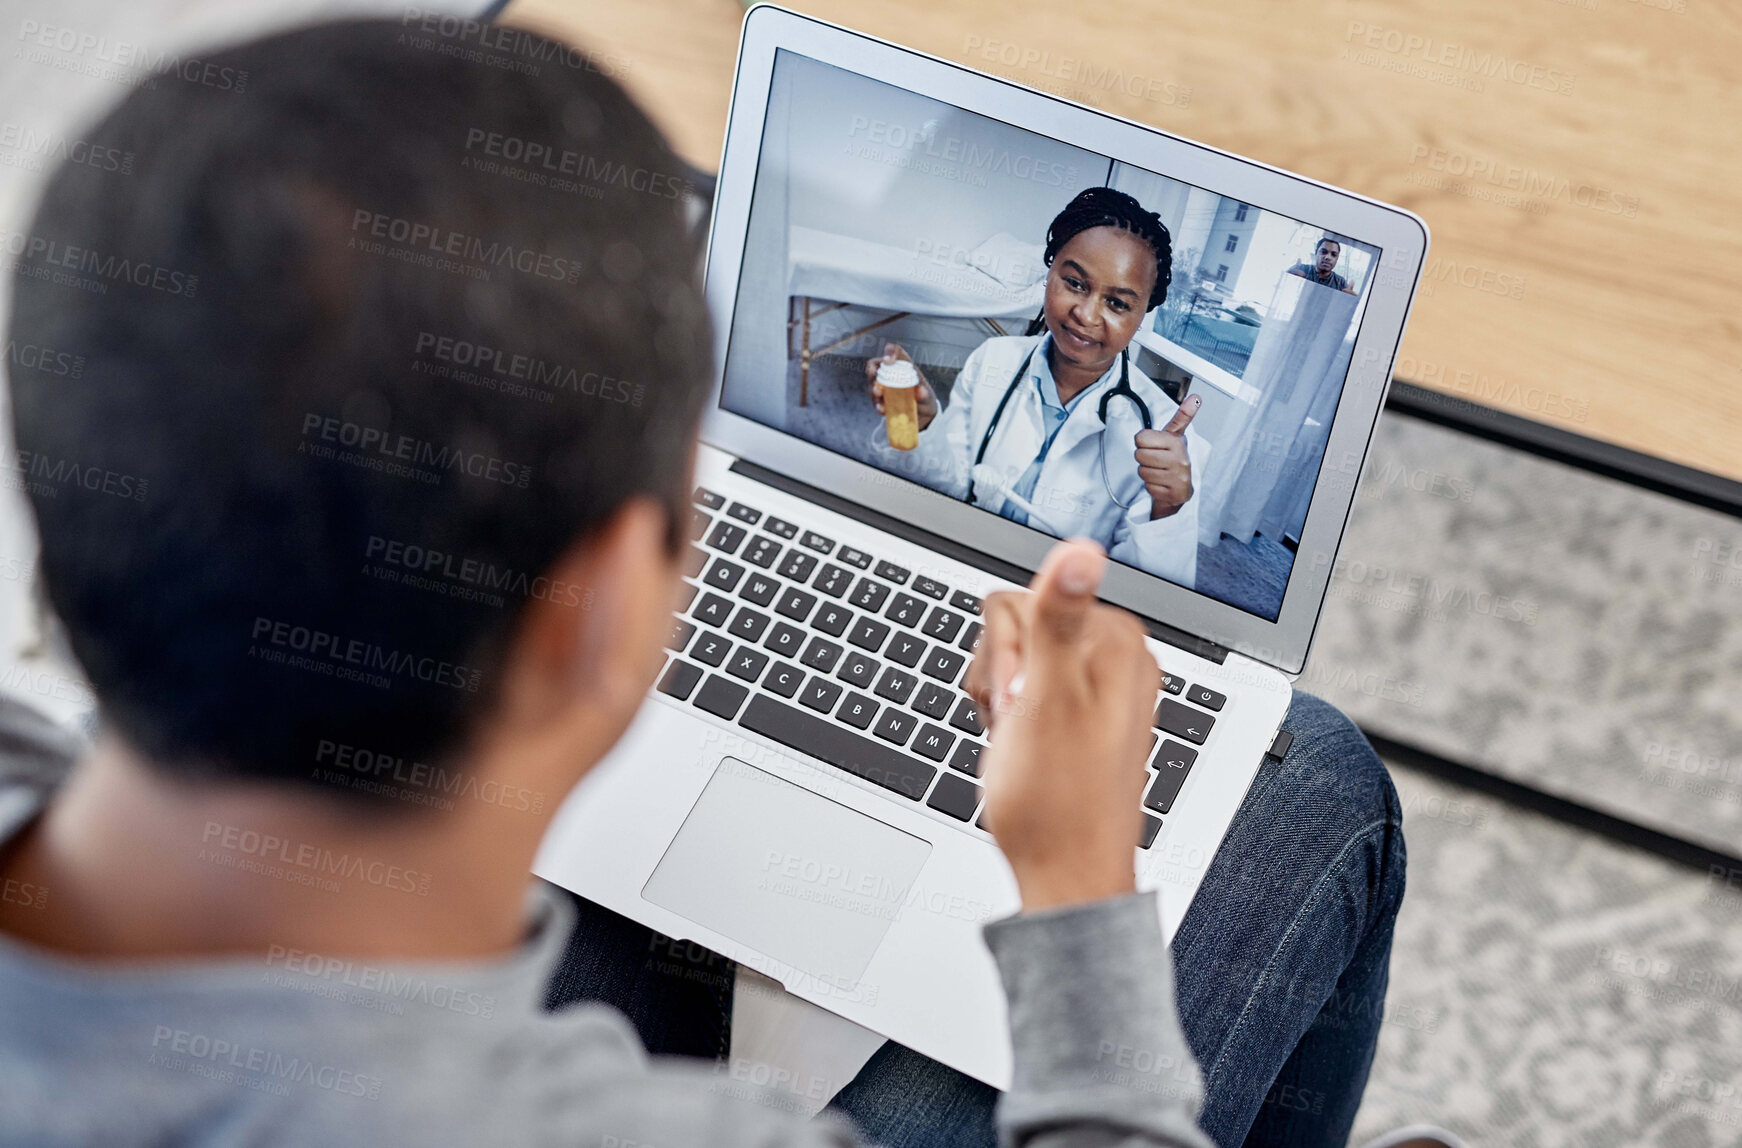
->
[1039, 186, 1173, 311]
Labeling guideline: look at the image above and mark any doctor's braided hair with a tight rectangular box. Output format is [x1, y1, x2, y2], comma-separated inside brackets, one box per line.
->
[1023, 186, 1173, 337]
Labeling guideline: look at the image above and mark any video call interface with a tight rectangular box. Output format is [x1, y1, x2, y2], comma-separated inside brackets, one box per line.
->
[720, 50, 1382, 622]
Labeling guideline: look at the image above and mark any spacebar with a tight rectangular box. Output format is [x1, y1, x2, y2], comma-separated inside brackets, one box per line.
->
[739, 695, 936, 802]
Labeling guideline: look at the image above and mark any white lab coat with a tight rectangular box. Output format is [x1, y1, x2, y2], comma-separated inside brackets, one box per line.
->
[905, 334, 1206, 589]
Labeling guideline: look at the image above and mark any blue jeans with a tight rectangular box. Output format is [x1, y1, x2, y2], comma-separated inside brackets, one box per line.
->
[545, 692, 1406, 1147]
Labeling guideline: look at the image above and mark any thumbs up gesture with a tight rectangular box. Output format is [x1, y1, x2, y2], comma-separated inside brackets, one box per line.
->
[1133, 393, 1201, 520]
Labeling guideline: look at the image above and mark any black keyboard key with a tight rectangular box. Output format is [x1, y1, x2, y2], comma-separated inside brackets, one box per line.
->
[726, 502, 762, 525]
[739, 696, 936, 801]
[691, 632, 731, 667]
[1154, 699, 1213, 746]
[1186, 684, 1226, 712]
[694, 675, 749, 720]
[949, 697, 984, 736]
[949, 590, 982, 615]
[874, 560, 910, 584]
[689, 508, 711, 542]
[727, 647, 769, 682]
[812, 603, 853, 638]
[775, 586, 818, 622]
[959, 621, 983, 654]
[703, 557, 744, 593]
[921, 607, 965, 643]
[837, 692, 879, 729]
[667, 619, 696, 652]
[706, 520, 747, 555]
[836, 650, 878, 689]
[764, 516, 800, 540]
[683, 546, 708, 578]
[927, 774, 981, 821]
[911, 575, 948, 600]
[742, 536, 782, 570]
[873, 707, 917, 746]
[657, 659, 703, 700]
[873, 666, 918, 705]
[728, 607, 771, 643]
[847, 615, 891, 653]
[948, 740, 984, 777]
[886, 632, 927, 668]
[691, 592, 733, 628]
[777, 550, 819, 583]
[800, 530, 835, 555]
[1140, 815, 1163, 849]
[799, 637, 843, 673]
[886, 593, 927, 629]
[813, 564, 853, 598]
[693, 487, 725, 510]
[739, 572, 780, 607]
[763, 622, 806, 659]
[912, 681, 954, 720]
[922, 647, 966, 683]
[849, 577, 891, 613]
[1161, 673, 1185, 695]
[677, 583, 698, 612]
[800, 677, 843, 713]
[1145, 741, 1199, 814]
[837, 546, 873, 569]
[763, 661, 804, 697]
[912, 723, 955, 762]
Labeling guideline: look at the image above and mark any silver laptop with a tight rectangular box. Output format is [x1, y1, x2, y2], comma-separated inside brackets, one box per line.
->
[535, 3, 1427, 1089]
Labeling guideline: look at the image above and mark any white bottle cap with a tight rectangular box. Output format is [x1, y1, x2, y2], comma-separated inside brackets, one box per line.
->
[876, 359, 919, 389]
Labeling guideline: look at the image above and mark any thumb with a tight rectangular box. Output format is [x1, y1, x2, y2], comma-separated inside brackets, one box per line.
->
[1160, 393, 1202, 436]
[1029, 538, 1106, 647]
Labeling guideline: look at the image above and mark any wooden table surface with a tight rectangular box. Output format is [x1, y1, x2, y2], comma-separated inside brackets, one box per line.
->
[508, 0, 1742, 482]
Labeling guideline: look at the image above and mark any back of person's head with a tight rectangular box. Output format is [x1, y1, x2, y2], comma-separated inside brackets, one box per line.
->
[5, 18, 712, 798]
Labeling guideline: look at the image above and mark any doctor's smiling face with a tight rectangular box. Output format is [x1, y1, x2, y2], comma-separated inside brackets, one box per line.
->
[1041, 226, 1158, 403]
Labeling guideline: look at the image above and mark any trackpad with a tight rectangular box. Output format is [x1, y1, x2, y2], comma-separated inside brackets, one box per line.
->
[643, 758, 932, 988]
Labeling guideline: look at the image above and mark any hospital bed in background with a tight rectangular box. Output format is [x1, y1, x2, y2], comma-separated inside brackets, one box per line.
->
[786, 226, 1045, 404]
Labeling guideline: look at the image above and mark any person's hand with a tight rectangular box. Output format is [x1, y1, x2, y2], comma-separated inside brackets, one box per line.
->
[865, 342, 939, 432]
[962, 539, 1161, 912]
[1134, 394, 1201, 520]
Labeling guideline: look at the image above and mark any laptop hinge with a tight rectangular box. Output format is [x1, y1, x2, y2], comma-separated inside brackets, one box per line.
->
[729, 459, 1230, 666]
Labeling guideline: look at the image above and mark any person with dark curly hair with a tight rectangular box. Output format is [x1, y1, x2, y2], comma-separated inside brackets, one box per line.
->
[866, 187, 1206, 587]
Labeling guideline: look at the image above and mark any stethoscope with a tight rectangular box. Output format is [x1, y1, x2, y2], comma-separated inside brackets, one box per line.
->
[966, 339, 1154, 512]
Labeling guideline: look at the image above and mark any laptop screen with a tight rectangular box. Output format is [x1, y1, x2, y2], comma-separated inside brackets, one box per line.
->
[719, 49, 1383, 623]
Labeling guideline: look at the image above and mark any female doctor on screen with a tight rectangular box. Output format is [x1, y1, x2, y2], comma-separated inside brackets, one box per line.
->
[866, 187, 1206, 589]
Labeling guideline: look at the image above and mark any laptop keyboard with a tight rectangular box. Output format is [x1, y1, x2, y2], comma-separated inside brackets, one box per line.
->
[661, 486, 1232, 848]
